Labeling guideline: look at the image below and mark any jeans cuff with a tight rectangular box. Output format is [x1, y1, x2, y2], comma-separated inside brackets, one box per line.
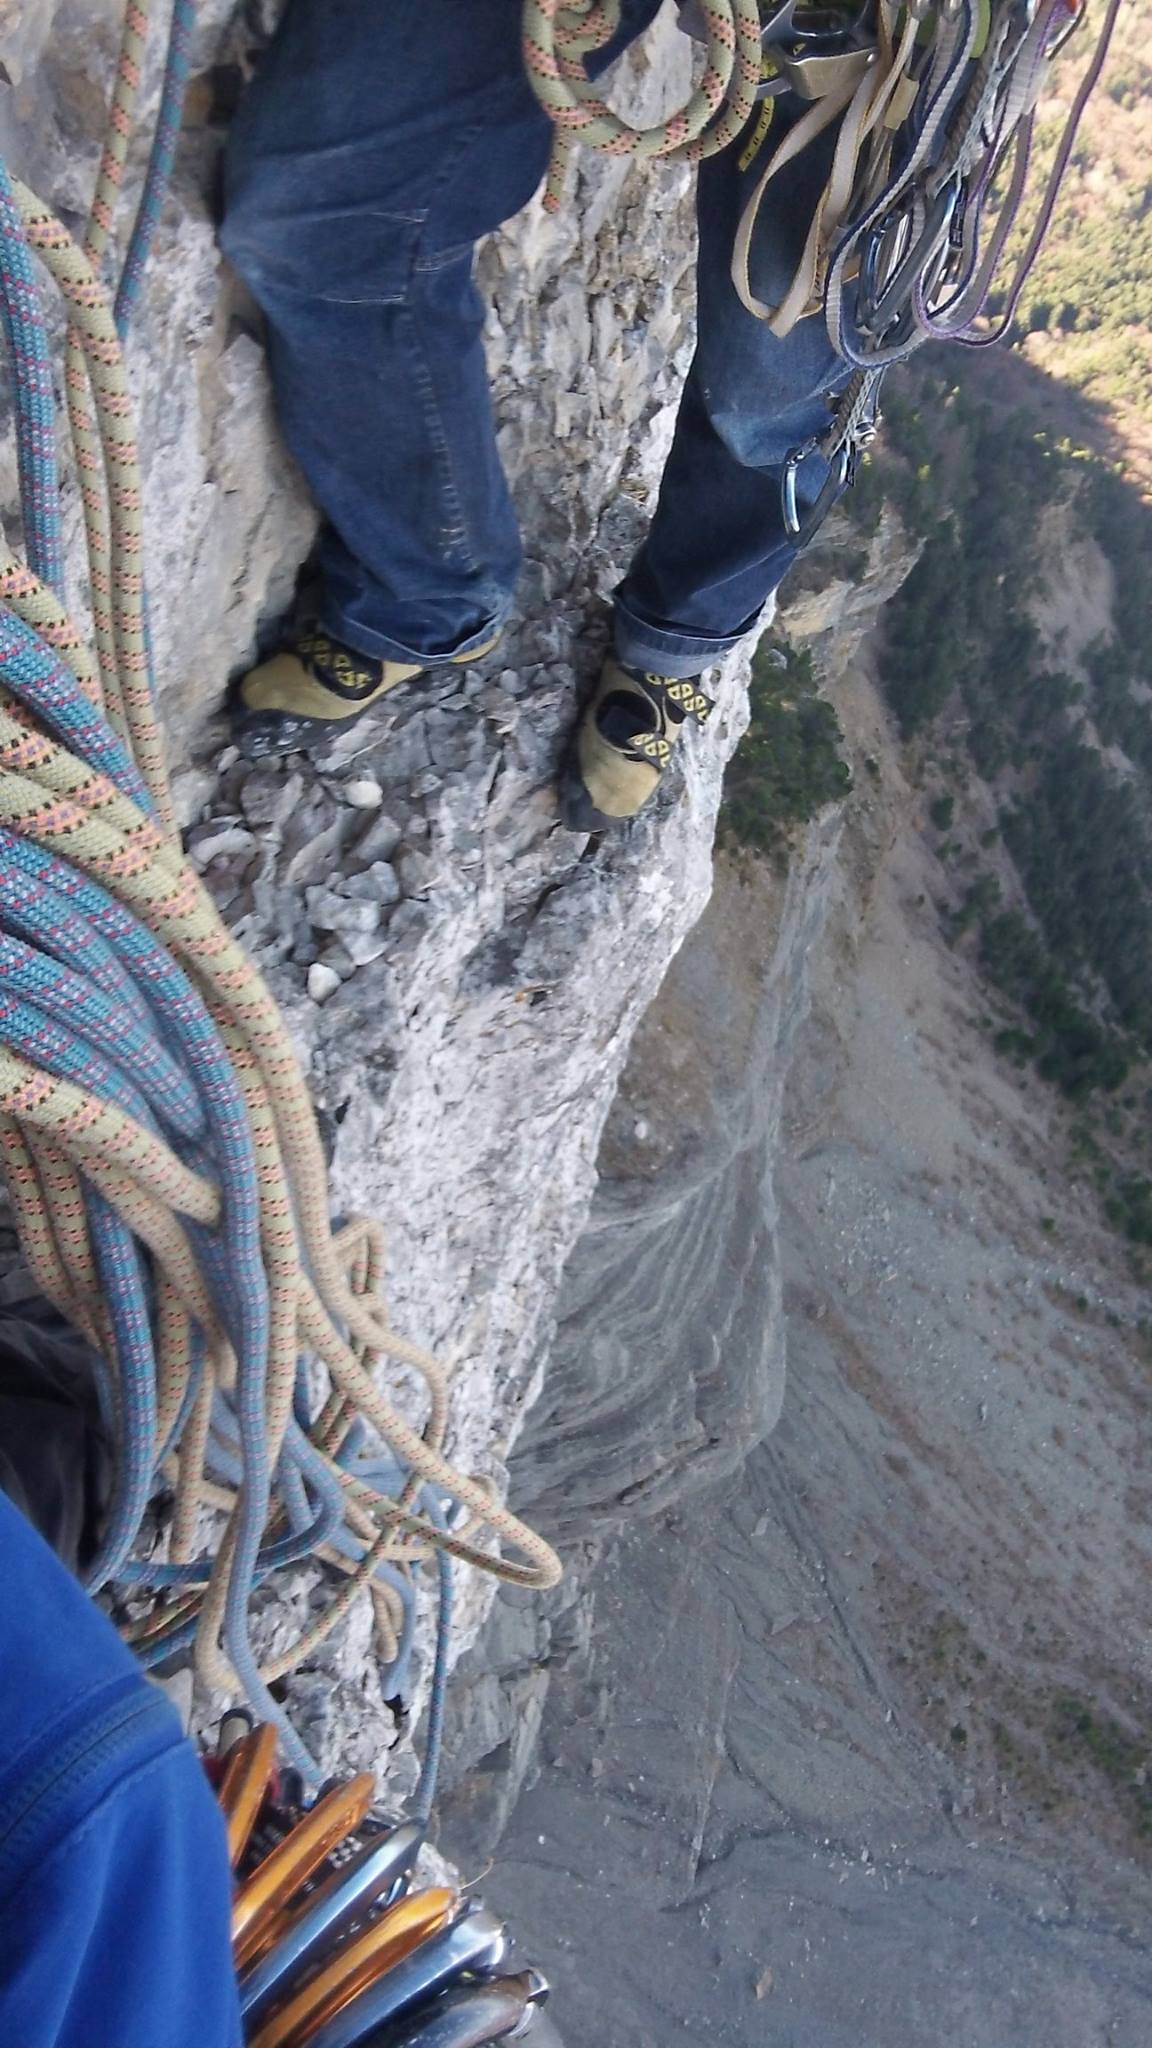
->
[612, 591, 777, 679]
[320, 604, 509, 669]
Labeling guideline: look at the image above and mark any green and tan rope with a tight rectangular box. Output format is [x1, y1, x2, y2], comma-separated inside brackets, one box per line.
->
[522, 0, 763, 209]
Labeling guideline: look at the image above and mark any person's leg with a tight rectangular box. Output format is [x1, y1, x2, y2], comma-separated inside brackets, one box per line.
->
[221, 0, 554, 667]
[562, 100, 851, 828]
[614, 102, 850, 677]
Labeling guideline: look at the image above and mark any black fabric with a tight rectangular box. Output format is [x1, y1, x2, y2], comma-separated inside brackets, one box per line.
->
[0, 1296, 111, 1571]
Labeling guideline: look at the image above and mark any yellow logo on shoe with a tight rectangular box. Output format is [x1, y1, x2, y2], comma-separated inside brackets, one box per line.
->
[629, 732, 672, 763]
[641, 674, 713, 725]
[665, 679, 713, 721]
[298, 634, 375, 692]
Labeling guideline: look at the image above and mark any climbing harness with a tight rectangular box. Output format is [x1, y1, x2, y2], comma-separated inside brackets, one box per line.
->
[0, 0, 561, 1787]
[215, 1720, 551, 2044]
[522, 0, 1122, 543]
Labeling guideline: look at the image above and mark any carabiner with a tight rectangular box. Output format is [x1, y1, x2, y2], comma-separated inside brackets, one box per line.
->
[239, 1823, 425, 2026]
[863, 179, 961, 340]
[781, 437, 853, 547]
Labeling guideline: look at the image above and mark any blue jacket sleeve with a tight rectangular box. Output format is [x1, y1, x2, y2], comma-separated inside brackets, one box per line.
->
[0, 1492, 242, 2048]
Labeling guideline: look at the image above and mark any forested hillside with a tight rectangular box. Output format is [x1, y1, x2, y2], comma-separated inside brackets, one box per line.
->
[817, 0, 1152, 1261]
[851, 6, 1152, 1261]
[1005, 0, 1152, 476]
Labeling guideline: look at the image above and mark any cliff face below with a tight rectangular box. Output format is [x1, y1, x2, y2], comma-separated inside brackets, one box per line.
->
[439, 534, 1152, 2045]
[434, 511, 918, 1835]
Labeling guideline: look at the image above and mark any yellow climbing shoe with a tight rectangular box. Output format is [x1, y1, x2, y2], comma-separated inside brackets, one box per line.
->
[232, 627, 500, 758]
[559, 658, 714, 831]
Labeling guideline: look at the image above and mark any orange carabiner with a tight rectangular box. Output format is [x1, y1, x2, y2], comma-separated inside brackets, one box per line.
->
[218, 1721, 279, 1868]
[232, 1773, 376, 1966]
[248, 1887, 457, 2048]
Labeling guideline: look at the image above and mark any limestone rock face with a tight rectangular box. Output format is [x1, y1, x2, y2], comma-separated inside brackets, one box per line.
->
[434, 505, 914, 1844]
[0, 4, 762, 1775]
[0, 0, 316, 770]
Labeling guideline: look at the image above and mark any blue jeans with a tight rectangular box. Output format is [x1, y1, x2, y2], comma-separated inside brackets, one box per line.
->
[222, 0, 848, 680]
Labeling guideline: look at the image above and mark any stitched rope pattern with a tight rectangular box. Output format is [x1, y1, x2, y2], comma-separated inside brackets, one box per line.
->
[115, 0, 198, 329]
[0, 166, 66, 596]
[522, 0, 762, 209]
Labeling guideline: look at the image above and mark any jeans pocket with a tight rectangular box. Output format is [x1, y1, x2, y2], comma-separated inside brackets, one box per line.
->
[223, 194, 425, 307]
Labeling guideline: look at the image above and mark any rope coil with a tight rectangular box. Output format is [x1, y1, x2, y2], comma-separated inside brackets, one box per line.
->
[522, 0, 763, 208]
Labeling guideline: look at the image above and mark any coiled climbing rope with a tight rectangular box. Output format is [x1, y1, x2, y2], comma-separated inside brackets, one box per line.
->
[522, 0, 763, 209]
[0, 1, 560, 1785]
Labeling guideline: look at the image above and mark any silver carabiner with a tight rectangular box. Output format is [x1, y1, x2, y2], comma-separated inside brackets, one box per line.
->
[781, 437, 853, 547]
[863, 178, 961, 340]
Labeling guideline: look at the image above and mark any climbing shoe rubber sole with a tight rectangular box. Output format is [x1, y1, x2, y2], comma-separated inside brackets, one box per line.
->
[231, 628, 501, 760]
